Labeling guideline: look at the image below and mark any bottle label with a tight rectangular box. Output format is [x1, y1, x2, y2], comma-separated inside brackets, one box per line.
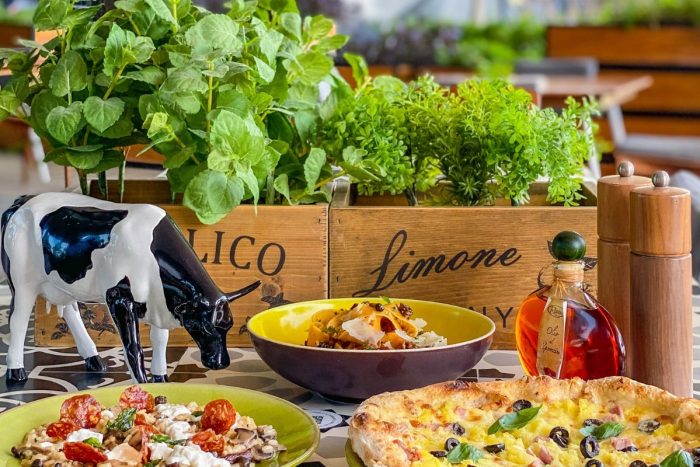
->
[536, 297, 567, 378]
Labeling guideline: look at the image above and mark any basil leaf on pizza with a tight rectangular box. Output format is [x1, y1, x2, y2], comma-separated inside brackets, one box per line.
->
[660, 450, 693, 467]
[580, 422, 625, 440]
[488, 405, 541, 434]
[446, 443, 482, 463]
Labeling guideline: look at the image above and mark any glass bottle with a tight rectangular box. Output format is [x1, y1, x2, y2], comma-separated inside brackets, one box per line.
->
[515, 231, 626, 380]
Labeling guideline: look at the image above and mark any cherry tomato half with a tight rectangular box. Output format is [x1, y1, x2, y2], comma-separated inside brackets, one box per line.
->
[63, 442, 108, 463]
[190, 429, 224, 455]
[119, 386, 155, 412]
[59, 394, 102, 428]
[201, 399, 237, 434]
[46, 421, 78, 440]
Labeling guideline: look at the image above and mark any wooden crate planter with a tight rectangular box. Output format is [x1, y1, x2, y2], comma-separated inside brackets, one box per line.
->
[35, 179, 328, 347]
[329, 183, 597, 350]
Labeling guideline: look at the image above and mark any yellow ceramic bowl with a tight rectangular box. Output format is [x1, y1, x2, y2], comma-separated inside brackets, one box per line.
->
[248, 298, 495, 400]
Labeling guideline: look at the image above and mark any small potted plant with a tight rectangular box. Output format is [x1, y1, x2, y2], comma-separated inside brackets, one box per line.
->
[7, 0, 369, 349]
[320, 55, 600, 350]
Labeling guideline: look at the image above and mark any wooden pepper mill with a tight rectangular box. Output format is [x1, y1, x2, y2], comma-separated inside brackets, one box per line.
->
[630, 170, 693, 396]
[597, 161, 652, 372]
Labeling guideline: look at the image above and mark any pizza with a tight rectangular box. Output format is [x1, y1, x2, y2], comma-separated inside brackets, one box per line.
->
[349, 376, 700, 467]
[11, 385, 284, 466]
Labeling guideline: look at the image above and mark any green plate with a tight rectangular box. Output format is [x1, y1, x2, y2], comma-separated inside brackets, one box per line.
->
[345, 439, 365, 467]
[0, 383, 320, 466]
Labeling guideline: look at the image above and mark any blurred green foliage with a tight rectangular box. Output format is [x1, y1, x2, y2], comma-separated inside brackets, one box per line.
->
[595, 0, 700, 27]
[0, 4, 34, 26]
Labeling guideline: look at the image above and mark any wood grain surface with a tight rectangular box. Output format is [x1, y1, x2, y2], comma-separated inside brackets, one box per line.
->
[629, 254, 693, 396]
[35, 180, 328, 347]
[598, 172, 653, 242]
[630, 185, 692, 256]
[329, 184, 597, 350]
[548, 26, 700, 66]
[597, 239, 633, 372]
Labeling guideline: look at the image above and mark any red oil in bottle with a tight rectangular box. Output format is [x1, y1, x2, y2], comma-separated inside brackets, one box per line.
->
[516, 286, 626, 380]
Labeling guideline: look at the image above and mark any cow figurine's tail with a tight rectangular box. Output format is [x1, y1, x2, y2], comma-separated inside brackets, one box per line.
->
[1, 195, 35, 291]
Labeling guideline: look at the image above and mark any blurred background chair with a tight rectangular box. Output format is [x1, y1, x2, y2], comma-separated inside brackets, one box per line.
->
[515, 57, 599, 77]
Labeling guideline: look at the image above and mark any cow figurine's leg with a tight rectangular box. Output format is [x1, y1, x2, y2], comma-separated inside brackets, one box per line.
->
[6, 288, 36, 383]
[61, 302, 107, 372]
[149, 326, 170, 382]
[105, 278, 148, 383]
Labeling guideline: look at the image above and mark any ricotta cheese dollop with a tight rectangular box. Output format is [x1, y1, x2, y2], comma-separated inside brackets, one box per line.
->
[147, 442, 229, 467]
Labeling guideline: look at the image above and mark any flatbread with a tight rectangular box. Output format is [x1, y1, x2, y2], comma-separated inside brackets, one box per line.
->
[349, 376, 700, 466]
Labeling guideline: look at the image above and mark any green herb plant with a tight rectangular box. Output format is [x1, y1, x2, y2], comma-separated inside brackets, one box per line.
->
[0, 0, 179, 198]
[317, 55, 597, 207]
[140, 0, 352, 223]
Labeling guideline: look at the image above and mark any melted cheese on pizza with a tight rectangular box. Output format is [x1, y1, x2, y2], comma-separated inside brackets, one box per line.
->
[408, 398, 696, 466]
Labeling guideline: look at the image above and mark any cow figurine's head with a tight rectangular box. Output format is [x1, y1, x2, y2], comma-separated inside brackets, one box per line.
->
[174, 283, 260, 370]
[1, 193, 261, 384]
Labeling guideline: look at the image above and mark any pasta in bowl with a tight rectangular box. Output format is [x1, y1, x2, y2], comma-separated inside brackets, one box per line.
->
[306, 301, 447, 350]
[248, 298, 494, 400]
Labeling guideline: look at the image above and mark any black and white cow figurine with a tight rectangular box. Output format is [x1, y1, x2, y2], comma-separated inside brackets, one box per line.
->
[0, 193, 259, 384]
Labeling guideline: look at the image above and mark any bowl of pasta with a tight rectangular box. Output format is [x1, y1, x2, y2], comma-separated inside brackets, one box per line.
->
[247, 298, 495, 400]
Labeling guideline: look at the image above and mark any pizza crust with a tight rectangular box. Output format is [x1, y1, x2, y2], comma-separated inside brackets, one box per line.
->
[348, 376, 700, 467]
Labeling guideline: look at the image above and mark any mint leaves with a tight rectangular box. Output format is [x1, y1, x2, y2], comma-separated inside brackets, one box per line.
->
[0, 0, 348, 214]
[579, 422, 625, 440]
[488, 406, 541, 434]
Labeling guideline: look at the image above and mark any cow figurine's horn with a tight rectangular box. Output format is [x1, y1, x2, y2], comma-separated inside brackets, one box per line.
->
[225, 281, 261, 302]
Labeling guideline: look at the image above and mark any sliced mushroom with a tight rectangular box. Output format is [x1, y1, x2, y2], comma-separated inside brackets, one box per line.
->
[257, 425, 277, 440]
[235, 428, 257, 445]
[252, 445, 276, 461]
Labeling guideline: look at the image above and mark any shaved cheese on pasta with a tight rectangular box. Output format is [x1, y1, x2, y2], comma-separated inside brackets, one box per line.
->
[342, 318, 385, 345]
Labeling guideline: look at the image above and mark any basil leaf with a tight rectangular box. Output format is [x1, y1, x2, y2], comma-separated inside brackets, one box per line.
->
[579, 422, 625, 440]
[660, 450, 693, 467]
[82, 437, 103, 449]
[488, 406, 541, 434]
[446, 443, 482, 464]
[144, 460, 162, 467]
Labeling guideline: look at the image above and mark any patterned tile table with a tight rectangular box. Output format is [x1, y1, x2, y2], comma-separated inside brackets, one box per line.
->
[1, 289, 700, 466]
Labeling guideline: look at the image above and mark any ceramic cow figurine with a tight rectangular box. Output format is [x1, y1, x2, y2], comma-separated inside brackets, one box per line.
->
[1, 193, 259, 384]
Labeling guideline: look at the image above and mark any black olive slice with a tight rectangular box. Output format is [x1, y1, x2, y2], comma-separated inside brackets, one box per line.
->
[620, 446, 639, 452]
[451, 422, 465, 436]
[580, 436, 600, 459]
[445, 437, 460, 452]
[585, 460, 603, 467]
[583, 418, 604, 428]
[484, 443, 505, 454]
[430, 450, 447, 458]
[512, 399, 532, 412]
[629, 461, 647, 467]
[549, 426, 570, 448]
[637, 419, 660, 434]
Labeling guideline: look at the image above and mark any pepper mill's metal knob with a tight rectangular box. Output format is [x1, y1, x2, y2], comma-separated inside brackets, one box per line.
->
[652, 171, 670, 188]
[618, 161, 634, 177]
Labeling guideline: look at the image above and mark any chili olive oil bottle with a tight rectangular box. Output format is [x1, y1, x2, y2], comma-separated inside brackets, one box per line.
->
[515, 231, 626, 380]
